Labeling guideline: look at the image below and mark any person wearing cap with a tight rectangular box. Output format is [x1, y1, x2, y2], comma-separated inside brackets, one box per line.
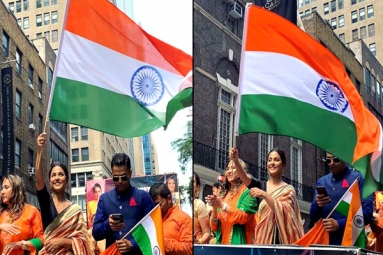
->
[309, 152, 373, 245]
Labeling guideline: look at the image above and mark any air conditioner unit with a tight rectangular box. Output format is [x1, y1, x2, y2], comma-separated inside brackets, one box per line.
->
[38, 91, 42, 99]
[28, 167, 35, 176]
[229, 2, 242, 19]
[29, 123, 35, 131]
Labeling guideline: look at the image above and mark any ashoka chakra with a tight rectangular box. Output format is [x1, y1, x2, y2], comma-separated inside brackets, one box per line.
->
[316, 79, 349, 113]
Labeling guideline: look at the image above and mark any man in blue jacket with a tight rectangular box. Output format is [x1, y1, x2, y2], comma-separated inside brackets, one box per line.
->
[92, 153, 154, 254]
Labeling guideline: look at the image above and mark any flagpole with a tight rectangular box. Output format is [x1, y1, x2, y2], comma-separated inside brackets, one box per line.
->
[325, 178, 358, 219]
[120, 203, 161, 240]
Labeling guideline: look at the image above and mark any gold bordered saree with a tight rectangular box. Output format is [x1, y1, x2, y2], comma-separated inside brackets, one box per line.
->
[39, 204, 94, 255]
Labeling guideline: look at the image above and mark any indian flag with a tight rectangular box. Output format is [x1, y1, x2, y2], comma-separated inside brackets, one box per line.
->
[48, 0, 192, 138]
[236, 4, 383, 197]
[334, 180, 366, 248]
[132, 205, 165, 255]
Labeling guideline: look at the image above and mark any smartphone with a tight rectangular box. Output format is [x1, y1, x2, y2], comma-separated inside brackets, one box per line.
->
[111, 213, 124, 223]
[316, 186, 329, 197]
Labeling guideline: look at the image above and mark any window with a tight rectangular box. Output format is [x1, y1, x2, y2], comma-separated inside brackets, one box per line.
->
[352, 29, 358, 41]
[16, 91, 21, 118]
[81, 127, 88, 140]
[371, 74, 376, 97]
[331, 18, 337, 29]
[52, 29, 58, 43]
[71, 127, 78, 142]
[36, 14, 42, 26]
[2, 32, 9, 58]
[339, 33, 345, 42]
[44, 13, 49, 25]
[377, 80, 381, 103]
[360, 26, 366, 39]
[51, 11, 58, 24]
[351, 11, 357, 23]
[16, 49, 22, 74]
[298, 0, 303, 7]
[44, 0, 49, 6]
[36, 0, 41, 8]
[367, 5, 374, 18]
[365, 68, 371, 92]
[51, 0, 57, 4]
[38, 114, 43, 134]
[71, 174, 76, 187]
[351, 0, 356, 4]
[50, 121, 67, 142]
[38, 78, 42, 99]
[338, 15, 344, 27]
[28, 149, 33, 170]
[305, 0, 310, 4]
[15, 139, 21, 167]
[338, 0, 343, 9]
[17, 18, 21, 27]
[44, 31, 50, 42]
[23, 17, 29, 29]
[368, 23, 375, 37]
[50, 140, 68, 165]
[72, 148, 79, 162]
[217, 83, 237, 171]
[369, 43, 376, 56]
[323, 3, 329, 15]
[81, 148, 89, 161]
[23, 0, 29, 11]
[290, 138, 303, 198]
[28, 65, 33, 86]
[9, 2, 14, 12]
[36, 33, 42, 39]
[48, 67, 53, 88]
[28, 103, 34, 125]
[259, 134, 273, 180]
[359, 8, 365, 21]
[78, 173, 85, 187]
[16, 1, 21, 12]
[330, 0, 336, 12]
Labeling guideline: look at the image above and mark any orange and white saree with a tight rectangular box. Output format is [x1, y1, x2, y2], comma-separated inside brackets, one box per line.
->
[255, 185, 304, 244]
[39, 204, 94, 255]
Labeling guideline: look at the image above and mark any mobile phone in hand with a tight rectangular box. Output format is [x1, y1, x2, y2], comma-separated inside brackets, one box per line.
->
[111, 213, 124, 223]
[316, 186, 329, 197]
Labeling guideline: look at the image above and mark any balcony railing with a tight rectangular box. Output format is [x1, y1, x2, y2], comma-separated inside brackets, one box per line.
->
[194, 141, 315, 203]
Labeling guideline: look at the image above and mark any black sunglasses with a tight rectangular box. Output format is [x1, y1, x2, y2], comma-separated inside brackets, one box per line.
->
[112, 175, 128, 182]
[326, 157, 341, 164]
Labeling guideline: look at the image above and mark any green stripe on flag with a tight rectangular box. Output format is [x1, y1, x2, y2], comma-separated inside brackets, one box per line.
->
[165, 87, 192, 129]
[132, 224, 152, 255]
[335, 200, 350, 217]
[239, 95, 357, 163]
[49, 77, 164, 138]
[354, 229, 366, 248]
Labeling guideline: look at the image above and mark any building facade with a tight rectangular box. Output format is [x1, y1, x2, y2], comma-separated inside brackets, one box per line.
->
[1, 1, 69, 207]
[3, 0, 67, 54]
[298, 0, 383, 64]
[141, 134, 159, 176]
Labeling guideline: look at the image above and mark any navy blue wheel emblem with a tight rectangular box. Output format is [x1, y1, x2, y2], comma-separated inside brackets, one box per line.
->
[316, 79, 349, 113]
[153, 245, 161, 255]
[353, 215, 364, 228]
[130, 66, 165, 106]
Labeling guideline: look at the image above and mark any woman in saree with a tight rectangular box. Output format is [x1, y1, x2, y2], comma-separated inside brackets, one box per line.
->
[87, 183, 102, 229]
[35, 133, 94, 255]
[229, 147, 304, 244]
[193, 173, 211, 244]
[205, 159, 258, 244]
[0, 174, 44, 255]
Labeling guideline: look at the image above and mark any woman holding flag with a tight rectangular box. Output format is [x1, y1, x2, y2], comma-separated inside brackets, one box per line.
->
[35, 133, 95, 255]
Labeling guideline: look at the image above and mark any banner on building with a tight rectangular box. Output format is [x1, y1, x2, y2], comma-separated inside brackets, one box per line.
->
[253, 0, 297, 24]
[1, 66, 14, 176]
[86, 173, 180, 228]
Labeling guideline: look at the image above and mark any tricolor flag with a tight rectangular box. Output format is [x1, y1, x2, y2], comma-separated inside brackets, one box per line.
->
[334, 180, 366, 248]
[235, 4, 383, 197]
[132, 205, 165, 255]
[48, 0, 192, 138]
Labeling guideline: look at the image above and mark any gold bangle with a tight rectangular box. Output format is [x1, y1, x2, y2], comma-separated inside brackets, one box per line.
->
[198, 238, 202, 244]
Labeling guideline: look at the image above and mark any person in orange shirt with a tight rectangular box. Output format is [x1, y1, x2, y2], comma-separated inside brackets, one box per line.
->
[149, 183, 192, 255]
[0, 174, 44, 255]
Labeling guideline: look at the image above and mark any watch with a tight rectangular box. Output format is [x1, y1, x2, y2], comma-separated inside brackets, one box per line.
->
[22, 241, 27, 250]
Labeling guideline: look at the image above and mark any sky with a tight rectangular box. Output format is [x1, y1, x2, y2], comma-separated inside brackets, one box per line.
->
[122, 0, 193, 214]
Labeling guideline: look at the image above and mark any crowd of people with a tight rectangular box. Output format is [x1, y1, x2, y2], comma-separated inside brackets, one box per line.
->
[2, 132, 383, 254]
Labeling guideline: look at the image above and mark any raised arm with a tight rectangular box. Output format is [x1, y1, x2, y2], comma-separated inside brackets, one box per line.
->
[35, 133, 47, 190]
[229, 148, 252, 186]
